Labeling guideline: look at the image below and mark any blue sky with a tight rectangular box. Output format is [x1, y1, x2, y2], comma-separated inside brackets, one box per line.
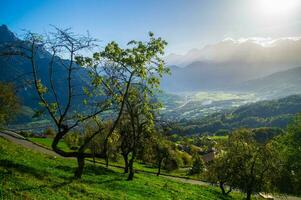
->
[1, 0, 301, 54]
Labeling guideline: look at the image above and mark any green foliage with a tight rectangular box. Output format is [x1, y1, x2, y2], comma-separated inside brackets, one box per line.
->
[178, 151, 192, 167]
[189, 154, 205, 175]
[207, 129, 282, 199]
[252, 127, 284, 143]
[272, 114, 301, 195]
[171, 94, 301, 136]
[64, 131, 81, 150]
[0, 82, 20, 126]
[163, 151, 182, 171]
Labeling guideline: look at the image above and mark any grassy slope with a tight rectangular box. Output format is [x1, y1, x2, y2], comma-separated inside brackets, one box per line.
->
[27, 138, 203, 179]
[0, 137, 243, 200]
[29, 137, 70, 152]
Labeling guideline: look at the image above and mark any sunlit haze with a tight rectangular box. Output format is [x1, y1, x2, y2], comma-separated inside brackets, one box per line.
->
[1, 0, 301, 55]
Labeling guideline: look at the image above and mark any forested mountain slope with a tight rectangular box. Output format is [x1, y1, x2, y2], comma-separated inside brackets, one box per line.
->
[171, 94, 301, 135]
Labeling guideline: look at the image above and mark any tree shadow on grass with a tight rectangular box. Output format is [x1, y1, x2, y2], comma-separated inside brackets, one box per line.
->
[0, 159, 73, 192]
[55, 163, 118, 177]
[81, 177, 124, 185]
[0, 159, 47, 180]
[13, 179, 74, 192]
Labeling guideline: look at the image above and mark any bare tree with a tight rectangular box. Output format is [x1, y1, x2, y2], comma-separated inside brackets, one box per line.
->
[1, 28, 111, 178]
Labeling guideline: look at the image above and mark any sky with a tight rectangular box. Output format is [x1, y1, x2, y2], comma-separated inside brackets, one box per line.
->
[1, 0, 301, 55]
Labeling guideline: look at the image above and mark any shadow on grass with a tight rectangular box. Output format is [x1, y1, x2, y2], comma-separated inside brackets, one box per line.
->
[0, 159, 74, 192]
[55, 163, 118, 177]
[0, 159, 47, 180]
[13, 180, 74, 192]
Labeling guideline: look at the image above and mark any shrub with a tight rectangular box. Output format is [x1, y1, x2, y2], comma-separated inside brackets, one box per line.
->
[64, 131, 81, 149]
[189, 154, 205, 175]
[44, 127, 55, 138]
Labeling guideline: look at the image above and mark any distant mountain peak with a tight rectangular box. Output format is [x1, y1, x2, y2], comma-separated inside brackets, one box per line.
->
[0, 24, 17, 43]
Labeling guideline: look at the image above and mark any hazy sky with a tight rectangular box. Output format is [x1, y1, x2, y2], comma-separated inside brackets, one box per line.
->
[1, 0, 301, 54]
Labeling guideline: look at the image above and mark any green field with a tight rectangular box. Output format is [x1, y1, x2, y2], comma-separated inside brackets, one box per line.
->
[0, 137, 244, 200]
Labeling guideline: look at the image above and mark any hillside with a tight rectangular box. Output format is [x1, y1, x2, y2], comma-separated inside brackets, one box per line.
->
[236, 66, 301, 98]
[163, 38, 301, 92]
[0, 137, 242, 200]
[171, 94, 301, 136]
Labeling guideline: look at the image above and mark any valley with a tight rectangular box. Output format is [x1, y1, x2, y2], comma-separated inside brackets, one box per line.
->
[1, 1, 301, 198]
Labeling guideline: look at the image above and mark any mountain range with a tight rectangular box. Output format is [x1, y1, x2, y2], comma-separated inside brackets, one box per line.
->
[0, 24, 89, 117]
[1, 24, 301, 120]
[162, 37, 301, 93]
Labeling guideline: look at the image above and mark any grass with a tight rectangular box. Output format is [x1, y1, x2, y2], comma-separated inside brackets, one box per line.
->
[209, 135, 229, 141]
[0, 137, 244, 200]
[29, 137, 70, 152]
[27, 137, 200, 179]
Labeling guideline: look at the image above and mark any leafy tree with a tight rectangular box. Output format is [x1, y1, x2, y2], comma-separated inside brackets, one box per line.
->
[272, 114, 301, 195]
[207, 129, 281, 200]
[178, 151, 192, 167]
[117, 116, 133, 173]
[206, 150, 233, 196]
[123, 87, 160, 180]
[3, 27, 168, 179]
[64, 131, 81, 150]
[189, 154, 205, 175]
[79, 31, 169, 179]
[163, 151, 182, 172]
[155, 141, 172, 176]
[0, 82, 20, 126]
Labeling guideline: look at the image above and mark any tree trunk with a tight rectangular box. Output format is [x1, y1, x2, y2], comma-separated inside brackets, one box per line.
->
[219, 182, 226, 195]
[127, 153, 136, 181]
[74, 155, 85, 179]
[123, 154, 129, 173]
[157, 159, 162, 176]
[246, 190, 252, 200]
[226, 187, 232, 195]
[105, 156, 109, 168]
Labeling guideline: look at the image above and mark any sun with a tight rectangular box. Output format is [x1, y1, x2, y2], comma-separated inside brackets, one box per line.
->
[258, 0, 299, 17]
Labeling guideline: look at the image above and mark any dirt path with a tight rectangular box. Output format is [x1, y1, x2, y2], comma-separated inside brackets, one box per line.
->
[161, 175, 209, 186]
[0, 131, 61, 157]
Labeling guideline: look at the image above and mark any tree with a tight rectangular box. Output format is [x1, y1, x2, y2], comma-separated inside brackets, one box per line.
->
[3, 27, 169, 179]
[207, 129, 281, 200]
[189, 154, 205, 175]
[272, 114, 301, 195]
[1, 28, 108, 178]
[117, 116, 134, 173]
[0, 82, 20, 126]
[155, 141, 172, 176]
[78, 31, 169, 180]
[206, 149, 234, 196]
[123, 87, 159, 181]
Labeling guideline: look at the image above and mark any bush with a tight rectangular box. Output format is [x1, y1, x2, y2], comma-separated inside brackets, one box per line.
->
[64, 131, 81, 149]
[189, 154, 205, 175]
[19, 130, 33, 138]
[43, 127, 55, 138]
[179, 151, 192, 167]
[164, 151, 182, 171]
